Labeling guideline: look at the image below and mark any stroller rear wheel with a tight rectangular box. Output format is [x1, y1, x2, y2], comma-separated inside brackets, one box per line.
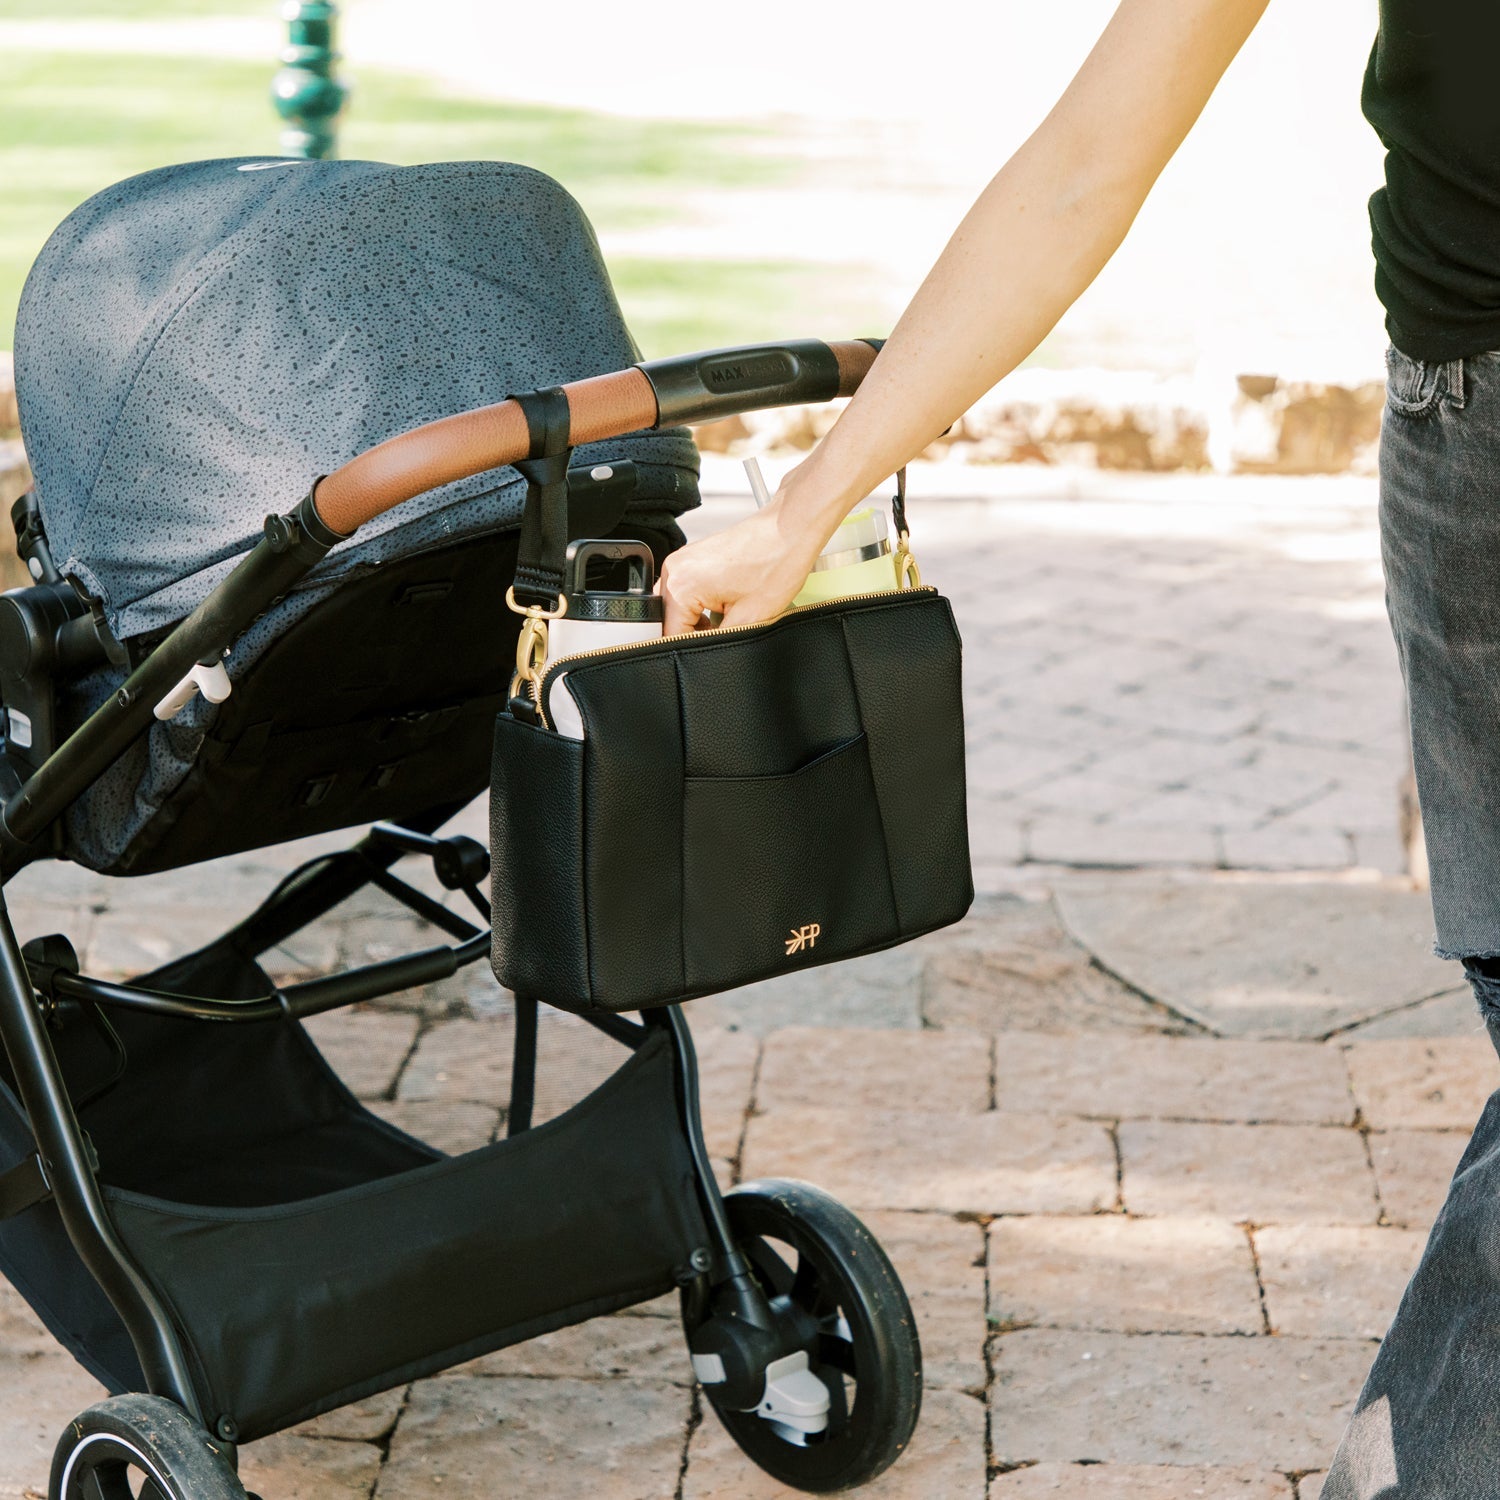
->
[683, 1178, 922, 1493]
[50, 1394, 246, 1500]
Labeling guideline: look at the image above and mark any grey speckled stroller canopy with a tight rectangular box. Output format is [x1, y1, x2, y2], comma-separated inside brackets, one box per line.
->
[13, 157, 699, 640]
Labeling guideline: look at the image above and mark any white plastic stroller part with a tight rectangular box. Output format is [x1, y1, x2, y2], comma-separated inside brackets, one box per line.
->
[153, 659, 233, 721]
[756, 1351, 832, 1439]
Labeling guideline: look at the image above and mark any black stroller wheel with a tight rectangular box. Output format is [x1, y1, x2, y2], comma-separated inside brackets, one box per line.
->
[684, 1178, 922, 1493]
[50, 1395, 246, 1500]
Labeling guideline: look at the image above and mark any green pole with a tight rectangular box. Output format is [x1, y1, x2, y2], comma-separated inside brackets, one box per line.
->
[272, 0, 348, 159]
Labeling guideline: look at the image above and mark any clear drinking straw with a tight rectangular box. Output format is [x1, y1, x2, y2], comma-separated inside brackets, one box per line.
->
[743, 456, 774, 510]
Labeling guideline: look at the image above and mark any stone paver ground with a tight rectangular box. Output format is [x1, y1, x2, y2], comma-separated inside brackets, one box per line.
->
[0, 475, 1487, 1497]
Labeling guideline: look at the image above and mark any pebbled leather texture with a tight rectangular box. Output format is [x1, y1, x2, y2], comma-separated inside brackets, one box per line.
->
[490, 714, 589, 1001]
[490, 588, 972, 1013]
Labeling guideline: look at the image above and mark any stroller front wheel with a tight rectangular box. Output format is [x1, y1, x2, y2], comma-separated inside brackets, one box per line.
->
[683, 1178, 923, 1493]
[50, 1394, 247, 1500]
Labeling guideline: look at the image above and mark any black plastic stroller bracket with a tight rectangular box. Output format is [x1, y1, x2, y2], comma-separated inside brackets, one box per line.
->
[0, 1135, 101, 1222]
[0, 1152, 55, 1221]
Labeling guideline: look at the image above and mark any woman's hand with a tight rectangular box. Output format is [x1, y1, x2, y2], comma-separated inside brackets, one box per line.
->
[659, 480, 829, 635]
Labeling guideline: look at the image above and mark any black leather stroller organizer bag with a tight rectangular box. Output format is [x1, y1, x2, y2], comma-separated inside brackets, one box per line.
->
[493, 590, 972, 1013]
[491, 402, 973, 1012]
[0, 946, 708, 1442]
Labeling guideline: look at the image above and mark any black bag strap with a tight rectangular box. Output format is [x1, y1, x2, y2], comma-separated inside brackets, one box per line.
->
[510, 387, 574, 611]
[891, 465, 909, 542]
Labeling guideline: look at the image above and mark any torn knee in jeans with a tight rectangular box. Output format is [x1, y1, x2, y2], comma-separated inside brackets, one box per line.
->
[1463, 953, 1500, 1019]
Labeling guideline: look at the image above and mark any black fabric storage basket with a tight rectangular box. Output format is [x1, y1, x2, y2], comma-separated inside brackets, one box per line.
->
[104, 1029, 708, 1441]
[490, 588, 972, 1014]
[0, 994, 708, 1444]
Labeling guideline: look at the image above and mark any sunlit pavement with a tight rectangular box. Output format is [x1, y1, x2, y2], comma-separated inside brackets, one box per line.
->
[0, 471, 1480, 1497]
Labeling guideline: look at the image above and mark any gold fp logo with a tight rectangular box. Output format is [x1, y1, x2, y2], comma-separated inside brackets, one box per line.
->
[786, 924, 821, 956]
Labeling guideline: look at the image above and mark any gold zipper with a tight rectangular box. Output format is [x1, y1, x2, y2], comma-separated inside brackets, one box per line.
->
[531, 584, 936, 730]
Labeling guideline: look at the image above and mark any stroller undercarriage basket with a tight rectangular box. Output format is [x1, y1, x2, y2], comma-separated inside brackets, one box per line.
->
[0, 156, 931, 1497]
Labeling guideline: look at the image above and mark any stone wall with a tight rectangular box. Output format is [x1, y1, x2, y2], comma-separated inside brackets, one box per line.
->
[693, 368, 1384, 478]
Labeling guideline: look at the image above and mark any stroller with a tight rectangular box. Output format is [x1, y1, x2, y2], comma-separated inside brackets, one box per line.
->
[0, 158, 923, 1498]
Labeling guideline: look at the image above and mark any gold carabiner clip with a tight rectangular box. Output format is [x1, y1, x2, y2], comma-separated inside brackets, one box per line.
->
[894, 531, 922, 590]
[506, 586, 568, 699]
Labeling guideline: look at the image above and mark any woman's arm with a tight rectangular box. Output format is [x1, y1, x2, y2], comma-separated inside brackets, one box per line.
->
[660, 0, 1272, 633]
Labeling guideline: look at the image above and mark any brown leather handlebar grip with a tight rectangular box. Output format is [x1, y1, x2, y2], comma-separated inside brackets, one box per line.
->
[830, 339, 880, 397]
[314, 369, 658, 538]
[313, 337, 883, 539]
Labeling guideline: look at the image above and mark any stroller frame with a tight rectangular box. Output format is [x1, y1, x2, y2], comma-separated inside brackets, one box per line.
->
[0, 339, 925, 1496]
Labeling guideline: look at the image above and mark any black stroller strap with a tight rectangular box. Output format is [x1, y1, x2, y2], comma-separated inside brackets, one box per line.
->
[511, 387, 573, 611]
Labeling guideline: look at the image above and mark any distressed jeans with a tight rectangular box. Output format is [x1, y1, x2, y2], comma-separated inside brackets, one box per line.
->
[1322, 347, 1500, 1497]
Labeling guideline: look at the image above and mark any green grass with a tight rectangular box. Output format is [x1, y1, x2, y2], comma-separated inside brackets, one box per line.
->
[0, 48, 884, 355]
[0, 0, 273, 18]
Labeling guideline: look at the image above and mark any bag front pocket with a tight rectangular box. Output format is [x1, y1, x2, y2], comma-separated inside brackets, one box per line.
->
[681, 732, 899, 994]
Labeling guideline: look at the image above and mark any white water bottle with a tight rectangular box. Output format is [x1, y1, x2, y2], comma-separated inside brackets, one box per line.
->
[548, 539, 663, 738]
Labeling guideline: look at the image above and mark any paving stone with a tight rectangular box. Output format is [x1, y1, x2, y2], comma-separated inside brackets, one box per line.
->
[1343, 1036, 1496, 1130]
[397, 1011, 626, 1122]
[1254, 1226, 1426, 1339]
[6, 859, 113, 909]
[693, 948, 924, 1033]
[302, 1008, 420, 1099]
[988, 1329, 1368, 1469]
[1108, 788, 1266, 834]
[862, 1211, 986, 1391]
[969, 739, 1090, 798]
[461, 1312, 689, 1382]
[1339, 988, 1479, 1040]
[6, 899, 96, 963]
[695, 1026, 760, 1161]
[920, 899, 1173, 1035]
[989, 1217, 1262, 1335]
[292, 1386, 406, 1442]
[995, 1034, 1351, 1124]
[1349, 826, 1409, 877]
[683, 1387, 985, 1499]
[340, 910, 435, 968]
[0, 1352, 106, 1498]
[1026, 817, 1220, 869]
[0, 1275, 58, 1357]
[260, 919, 343, 980]
[378, 1376, 689, 1498]
[1367, 1130, 1469, 1229]
[1220, 826, 1354, 871]
[743, 1107, 1116, 1215]
[239, 1434, 383, 1500]
[756, 1027, 991, 1114]
[84, 905, 243, 976]
[990, 1463, 1295, 1496]
[1119, 1122, 1377, 1224]
[396, 1017, 507, 1104]
[968, 801, 1027, 867]
[366, 1098, 499, 1155]
[1055, 880, 1454, 1038]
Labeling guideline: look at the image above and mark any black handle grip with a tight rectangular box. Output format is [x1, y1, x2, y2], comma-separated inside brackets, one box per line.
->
[638, 340, 843, 427]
